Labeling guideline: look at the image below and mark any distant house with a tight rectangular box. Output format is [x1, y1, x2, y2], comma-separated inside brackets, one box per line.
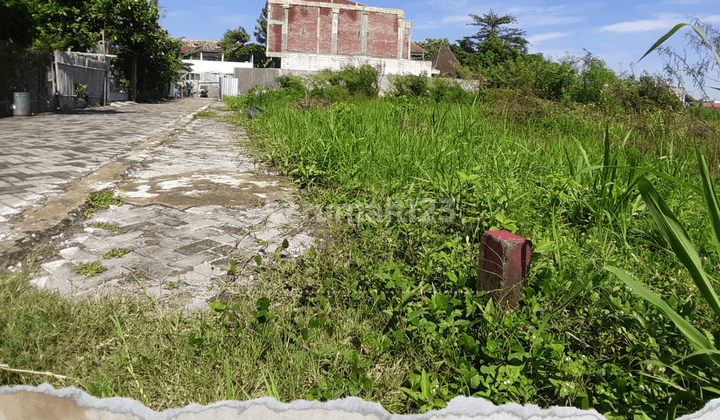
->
[431, 45, 460, 77]
[177, 38, 223, 61]
[410, 42, 428, 61]
[265, 0, 436, 76]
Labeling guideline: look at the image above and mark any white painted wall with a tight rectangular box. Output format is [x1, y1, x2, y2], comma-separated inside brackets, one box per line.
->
[279, 52, 437, 76]
[182, 59, 252, 75]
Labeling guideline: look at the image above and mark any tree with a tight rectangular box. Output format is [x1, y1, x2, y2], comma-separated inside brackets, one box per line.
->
[416, 38, 451, 57]
[219, 26, 251, 59]
[28, 0, 185, 99]
[0, 0, 35, 49]
[254, 6, 267, 46]
[221, 24, 273, 67]
[461, 9, 528, 55]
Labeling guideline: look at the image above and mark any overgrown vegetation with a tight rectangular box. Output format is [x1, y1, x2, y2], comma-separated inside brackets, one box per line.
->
[75, 262, 107, 276]
[3, 49, 720, 420]
[83, 190, 122, 218]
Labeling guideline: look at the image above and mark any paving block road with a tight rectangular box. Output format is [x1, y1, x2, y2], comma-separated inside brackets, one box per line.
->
[0, 99, 315, 312]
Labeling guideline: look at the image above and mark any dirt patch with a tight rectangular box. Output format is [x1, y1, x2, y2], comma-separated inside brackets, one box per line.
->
[116, 172, 293, 210]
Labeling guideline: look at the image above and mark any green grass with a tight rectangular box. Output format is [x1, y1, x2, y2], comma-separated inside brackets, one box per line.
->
[195, 111, 217, 119]
[102, 249, 131, 259]
[91, 223, 121, 232]
[76, 262, 107, 276]
[84, 190, 122, 218]
[3, 85, 720, 419]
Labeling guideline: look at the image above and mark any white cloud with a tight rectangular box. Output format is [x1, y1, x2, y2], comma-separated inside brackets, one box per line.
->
[529, 16, 585, 26]
[527, 32, 571, 44]
[441, 15, 473, 24]
[601, 18, 676, 33]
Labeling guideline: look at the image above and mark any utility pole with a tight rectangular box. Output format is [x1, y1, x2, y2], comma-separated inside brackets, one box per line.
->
[102, 28, 107, 105]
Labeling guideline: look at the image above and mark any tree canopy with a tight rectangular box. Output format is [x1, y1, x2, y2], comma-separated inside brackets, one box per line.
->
[3, 0, 185, 99]
[254, 6, 267, 46]
[461, 9, 529, 55]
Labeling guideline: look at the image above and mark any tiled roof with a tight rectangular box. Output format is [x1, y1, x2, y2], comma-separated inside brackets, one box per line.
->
[411, 42, 428, 54]
[431, 45, 459, 77]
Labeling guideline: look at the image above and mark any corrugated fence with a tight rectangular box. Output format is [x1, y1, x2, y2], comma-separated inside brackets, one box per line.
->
[54, 51, 110, 110]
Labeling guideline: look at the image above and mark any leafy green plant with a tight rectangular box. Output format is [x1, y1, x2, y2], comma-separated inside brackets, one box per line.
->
[390, 74, 430, 98]
[74, 83, 88, 101]
[605, 150, 720, 405]
[76, 262, 107, 276]
[84, 190, 122, 217]
[102, 248, 131, 259]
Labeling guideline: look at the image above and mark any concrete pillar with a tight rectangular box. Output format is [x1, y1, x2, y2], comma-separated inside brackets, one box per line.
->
[331, 10, 339, 55]
[316, 7, 321, 54]
[282, 5, 290, 52]
[397, 17, 403, 59]
[406, 23, 412, 60]
[476, 230, 532, 309]
[360, 12, 369, 55]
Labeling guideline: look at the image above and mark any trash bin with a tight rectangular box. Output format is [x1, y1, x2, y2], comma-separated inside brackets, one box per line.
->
[13, 92, 31, 116]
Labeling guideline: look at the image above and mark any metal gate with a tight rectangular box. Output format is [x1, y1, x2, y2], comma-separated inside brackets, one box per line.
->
[219, 77, 239, 99]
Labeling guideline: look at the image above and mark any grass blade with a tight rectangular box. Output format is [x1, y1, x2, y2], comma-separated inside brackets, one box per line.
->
[604, 266, 715, 354]
[638, 23, 690, 62]
[697, 150, 720, 260]
[637, 175, 720, 320]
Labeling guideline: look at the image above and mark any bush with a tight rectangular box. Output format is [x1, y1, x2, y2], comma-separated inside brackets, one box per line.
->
[390, 74, 429, 98]
[275, 75, 306, 98]
[570, 53, 617, 105]
[428, 77, 476, 104]
[339, 65, 380, 98]
[311, 84, 353, 103]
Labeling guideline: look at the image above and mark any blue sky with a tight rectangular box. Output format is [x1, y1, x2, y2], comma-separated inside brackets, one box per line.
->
[159, 0, 720, 99]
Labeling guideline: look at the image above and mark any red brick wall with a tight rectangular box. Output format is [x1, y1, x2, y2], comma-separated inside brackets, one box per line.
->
[270, 4, 284, 20]
[338, 9, 362, 55]
[318, 8, 333, 54]
[304, 0, 362, 5]
[366, 12, 398, 58]
[268, 24, 283, 53]
[287, 5, 319, 53]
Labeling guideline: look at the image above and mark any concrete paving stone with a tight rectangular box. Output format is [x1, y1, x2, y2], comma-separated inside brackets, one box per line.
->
[15, 191, 44, 202]
[78, 235, 110, 251]
[122, 259, 173, 281]
[58, 246, 100, 264]
[102, 230, 143, 245]
[155, 217, 188, 227]
[174, 239, 222, 256]
[174, 227, 227, 242]
[168, 250, 219, 269]
[208, 233, 240, 246]
[133, 245, 186, 265]
[184, 205, 223, 215]
[253, 227, 284, 242]
[73, 267, 129, 291]
[119, 221, 157, 231]
[215, 224, 248, 236]
[212, 244, 235, 256]
[0, 205, 20, 216]
[83, 227, 114, 237]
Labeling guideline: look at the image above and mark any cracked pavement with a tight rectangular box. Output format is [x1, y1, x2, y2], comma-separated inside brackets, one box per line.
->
[0, 99, 316, 312]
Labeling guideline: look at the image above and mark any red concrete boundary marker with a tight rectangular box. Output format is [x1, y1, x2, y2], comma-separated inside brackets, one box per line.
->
[476, 230, 532, 308]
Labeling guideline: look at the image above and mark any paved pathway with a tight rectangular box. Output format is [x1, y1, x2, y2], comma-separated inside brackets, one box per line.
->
[0, 99, 209, 240]
[0, 100, 315, 313]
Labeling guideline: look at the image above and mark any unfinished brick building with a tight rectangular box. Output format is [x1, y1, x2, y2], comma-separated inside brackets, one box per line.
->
[265, 0, 433, 75]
